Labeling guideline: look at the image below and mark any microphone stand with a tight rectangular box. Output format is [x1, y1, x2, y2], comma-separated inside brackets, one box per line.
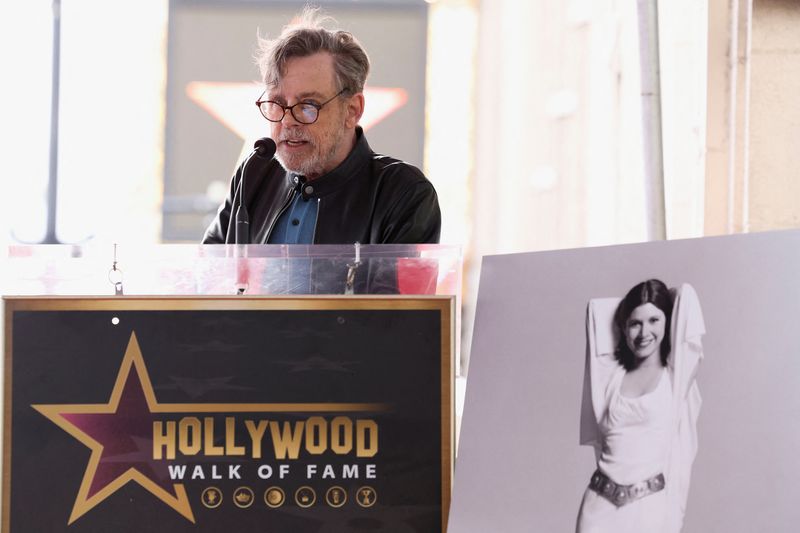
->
[233, 138, 276, 295]
[234, 153, 256, 295]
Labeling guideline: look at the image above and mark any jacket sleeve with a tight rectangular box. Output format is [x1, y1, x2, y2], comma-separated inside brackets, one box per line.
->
[202, 164, 243, 244]
[378, 180, 441, 244]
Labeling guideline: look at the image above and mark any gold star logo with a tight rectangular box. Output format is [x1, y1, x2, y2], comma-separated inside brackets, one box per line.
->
[32, 333, 194, 524]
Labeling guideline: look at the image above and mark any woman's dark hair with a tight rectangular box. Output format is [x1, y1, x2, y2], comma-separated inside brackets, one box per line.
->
[614, 279, 673, 371]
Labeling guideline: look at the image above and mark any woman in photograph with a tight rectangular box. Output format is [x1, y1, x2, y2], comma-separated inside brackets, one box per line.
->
[577, 279, 705, 533]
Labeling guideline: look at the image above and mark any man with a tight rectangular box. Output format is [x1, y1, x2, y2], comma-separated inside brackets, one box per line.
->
[203, 11, 441, 245]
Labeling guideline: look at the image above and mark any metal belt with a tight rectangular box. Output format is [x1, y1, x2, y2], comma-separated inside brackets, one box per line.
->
[588, 469, 665, 507]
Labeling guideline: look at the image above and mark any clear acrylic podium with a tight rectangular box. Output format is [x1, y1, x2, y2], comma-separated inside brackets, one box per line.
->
[1, 243, 463, 374]
[1, 244, 461, 297]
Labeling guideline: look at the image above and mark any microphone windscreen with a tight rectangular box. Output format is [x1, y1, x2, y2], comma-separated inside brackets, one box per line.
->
[254, 137, 277, 158]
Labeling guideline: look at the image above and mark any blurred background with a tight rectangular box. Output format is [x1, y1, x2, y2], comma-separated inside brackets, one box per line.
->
[1, 0, 798, 370]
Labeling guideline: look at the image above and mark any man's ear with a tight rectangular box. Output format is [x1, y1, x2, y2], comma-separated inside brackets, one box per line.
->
[344, 92, 365, 128]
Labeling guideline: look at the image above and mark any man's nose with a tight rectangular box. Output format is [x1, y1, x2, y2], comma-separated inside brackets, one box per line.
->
[281, 107, 301, 125]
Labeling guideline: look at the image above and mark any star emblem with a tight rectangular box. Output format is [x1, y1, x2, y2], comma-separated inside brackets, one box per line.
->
[32, 332, 194, 524]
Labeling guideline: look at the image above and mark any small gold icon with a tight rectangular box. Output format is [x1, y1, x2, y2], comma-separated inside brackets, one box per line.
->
[356, 486, 377, 508]
[295, 486, 316, 508]
[233, 486, 255, 509]
[325, 486, 347, 508]
[264, 486, 286, 508]
[201, 487, 223, 509]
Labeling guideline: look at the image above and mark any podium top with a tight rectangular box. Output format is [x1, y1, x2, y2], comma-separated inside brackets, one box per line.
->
[2, 244, 461, 296]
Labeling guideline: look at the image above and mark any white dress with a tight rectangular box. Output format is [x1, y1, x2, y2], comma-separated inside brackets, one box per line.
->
[576, 366, 671, 533]
[577, 284, 705, 533]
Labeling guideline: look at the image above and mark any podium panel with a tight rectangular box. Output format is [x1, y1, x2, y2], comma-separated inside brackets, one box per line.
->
[3, 296, 453, 533]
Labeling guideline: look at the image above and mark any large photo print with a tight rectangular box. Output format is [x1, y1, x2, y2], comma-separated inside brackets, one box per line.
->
[449, 230, 800, 532]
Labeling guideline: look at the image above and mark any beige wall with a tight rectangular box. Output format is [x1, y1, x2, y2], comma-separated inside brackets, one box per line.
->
[750, 0, 800, 231]
[706, 0, 800, 234]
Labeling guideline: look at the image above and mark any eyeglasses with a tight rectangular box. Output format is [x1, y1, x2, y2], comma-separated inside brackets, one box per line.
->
[255, 89, 346, 124]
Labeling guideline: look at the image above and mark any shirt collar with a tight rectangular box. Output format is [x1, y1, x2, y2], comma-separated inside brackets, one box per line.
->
[287, 126, 372, 200]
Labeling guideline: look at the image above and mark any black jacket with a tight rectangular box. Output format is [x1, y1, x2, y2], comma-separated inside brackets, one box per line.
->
[202, 128, 441, 245]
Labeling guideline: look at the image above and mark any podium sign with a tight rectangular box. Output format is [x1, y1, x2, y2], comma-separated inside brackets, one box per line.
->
[3, 296, 453, 532]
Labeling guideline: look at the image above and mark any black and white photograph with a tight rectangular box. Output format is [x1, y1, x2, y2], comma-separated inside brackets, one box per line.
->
[449, 230, 800, 533]
[577, 279, 703, 532]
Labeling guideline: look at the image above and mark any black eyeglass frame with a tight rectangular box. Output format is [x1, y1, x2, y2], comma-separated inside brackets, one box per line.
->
[255, 89, 347, 124]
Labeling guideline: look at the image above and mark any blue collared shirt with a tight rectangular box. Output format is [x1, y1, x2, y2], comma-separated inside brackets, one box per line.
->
[267, 188, 319, 244]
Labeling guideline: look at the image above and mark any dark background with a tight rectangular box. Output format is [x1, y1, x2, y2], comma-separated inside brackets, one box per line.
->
[8, 305, 443, 532]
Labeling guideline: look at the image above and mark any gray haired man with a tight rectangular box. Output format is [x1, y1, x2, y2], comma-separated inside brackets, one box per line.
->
[203, 10, 441, 245]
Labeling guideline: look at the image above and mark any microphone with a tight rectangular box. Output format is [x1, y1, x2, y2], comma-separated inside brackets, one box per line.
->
[235, 137, 277, 245]
[253, 137, 277, 158]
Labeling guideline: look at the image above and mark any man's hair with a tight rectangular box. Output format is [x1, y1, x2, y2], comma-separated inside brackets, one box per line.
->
[613, 279, 673, 371]
[256, 7, 370, 95]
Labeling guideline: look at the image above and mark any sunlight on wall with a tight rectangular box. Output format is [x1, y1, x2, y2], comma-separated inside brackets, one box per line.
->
[470, 0, 708, 260]
[472, 0, 650, 258]
[659, 0, 708, 239]
[0, 2, 53, 245]
[425, 1, 478, 247]
[0, 1, 167, 248]
[56, 0, 167, 245]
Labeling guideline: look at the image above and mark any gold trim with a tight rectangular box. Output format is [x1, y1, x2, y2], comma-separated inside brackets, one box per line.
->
[2, 295, 451, 312]
[2, 300, 14, 533]
[440, 297, 455, 533]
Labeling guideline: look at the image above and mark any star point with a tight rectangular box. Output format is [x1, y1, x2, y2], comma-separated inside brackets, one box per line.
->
[32, 332, 195, 524]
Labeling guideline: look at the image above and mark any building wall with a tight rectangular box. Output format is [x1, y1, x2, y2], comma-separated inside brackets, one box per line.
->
[750, 0, 800, 231]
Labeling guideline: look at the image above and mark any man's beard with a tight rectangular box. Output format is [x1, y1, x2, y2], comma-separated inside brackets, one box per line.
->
[275, 125, 346, 178]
